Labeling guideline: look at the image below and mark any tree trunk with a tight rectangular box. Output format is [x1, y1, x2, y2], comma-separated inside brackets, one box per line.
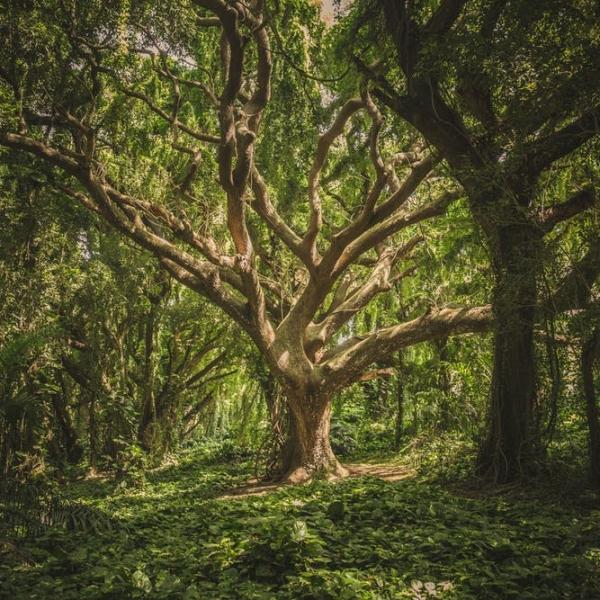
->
[50, 381, 82, 464]
[138, 305, 158, 450]
[279, 389, 348, 483]
[394, 352, 405, 450]
[88, 393, 98, 470]
[477, 223, 543, 482]
[581, 329, 600, 487]
[434, 337, 451, 431]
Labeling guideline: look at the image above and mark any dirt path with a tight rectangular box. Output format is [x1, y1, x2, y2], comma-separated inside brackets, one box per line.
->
[220, 462, 414, 499]
[347, 462, 414, 482]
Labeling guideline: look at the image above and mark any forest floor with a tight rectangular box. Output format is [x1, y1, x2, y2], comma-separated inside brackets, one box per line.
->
[222, 460, 414, 499]
[2, 447, 600, 599]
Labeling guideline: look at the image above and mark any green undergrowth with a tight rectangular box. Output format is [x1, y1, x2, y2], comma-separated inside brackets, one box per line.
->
[2, 447, 600, 599]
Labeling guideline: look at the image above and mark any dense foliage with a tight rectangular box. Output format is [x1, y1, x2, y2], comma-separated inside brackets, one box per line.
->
[3, 446, 600, 600]
[0, 0, 599, 597]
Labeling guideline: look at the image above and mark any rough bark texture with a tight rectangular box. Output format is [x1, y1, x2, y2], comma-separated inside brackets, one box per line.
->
[477, 224, 542, 481]
[582, 329, 600, 487]
[279, 390, 348, 483]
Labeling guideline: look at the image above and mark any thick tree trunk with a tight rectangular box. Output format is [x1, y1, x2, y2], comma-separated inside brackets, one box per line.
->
[279, 389, 348, 483]
[581, 329, 600, 487]
[477, 224, 543, 482]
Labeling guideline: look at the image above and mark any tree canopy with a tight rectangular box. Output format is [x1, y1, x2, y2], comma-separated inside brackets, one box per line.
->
[1, 4, 600, 595]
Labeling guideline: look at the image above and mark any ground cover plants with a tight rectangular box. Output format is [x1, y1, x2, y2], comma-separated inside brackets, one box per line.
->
[2, 443, 600, 599]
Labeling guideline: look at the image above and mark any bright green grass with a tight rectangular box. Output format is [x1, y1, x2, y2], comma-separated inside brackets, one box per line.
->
[2, 450, 600, 599]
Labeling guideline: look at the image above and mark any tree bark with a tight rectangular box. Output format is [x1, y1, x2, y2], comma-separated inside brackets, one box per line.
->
[434, 337, 451, 430]
[581, 329, 600, 487]
[50, 381, 82, 464]
[477, 223, 543, 482]
[279, 388, 348, 483]
[138, 303, 158, 450]
[394, 352, 405, 449]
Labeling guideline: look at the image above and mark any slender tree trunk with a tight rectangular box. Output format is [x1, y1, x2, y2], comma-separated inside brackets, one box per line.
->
[88, 393, 98, 469]
[138, 305, 158, 450]
[477, 223, 543, 482]
[50, 382, 82, 464]
[279, 388, 348, 483]
[581, 329, 600, 487]
[434, 338, 451, 430]
[394, 352, 405, 450]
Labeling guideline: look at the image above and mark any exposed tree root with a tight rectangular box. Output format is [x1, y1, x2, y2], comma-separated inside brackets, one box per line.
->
[220, 462, 412, 499]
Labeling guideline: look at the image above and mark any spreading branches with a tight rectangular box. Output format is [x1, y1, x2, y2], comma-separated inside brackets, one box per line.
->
[306, 237, 423, 355]
[0, 131, 255, 333]
[0, 1, 497, 396]
[332, 188, 457, 278]
[304, 98, 363, 259]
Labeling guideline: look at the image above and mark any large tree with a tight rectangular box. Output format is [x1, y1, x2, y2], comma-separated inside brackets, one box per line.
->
[343, 0, 600, 481]
[3, 0, 594, 482]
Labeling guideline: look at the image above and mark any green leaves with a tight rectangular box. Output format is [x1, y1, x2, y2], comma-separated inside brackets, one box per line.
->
[131, 568, 152, 594]
[326, 499, 346, 522]
[291, 519, 308, 543]
[3, 447, 599, 599]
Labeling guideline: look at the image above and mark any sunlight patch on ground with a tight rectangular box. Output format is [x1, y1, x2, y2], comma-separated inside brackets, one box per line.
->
[220, 462, 415, 499]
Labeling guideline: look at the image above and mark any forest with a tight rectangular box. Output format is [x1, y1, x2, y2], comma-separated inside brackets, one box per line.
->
[0, 0, 599, 598]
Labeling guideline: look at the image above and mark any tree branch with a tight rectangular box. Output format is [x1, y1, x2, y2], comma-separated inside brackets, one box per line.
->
[303, 97, 364, 258]
[306, 238, 422, 354]
[424, 0, 468, 35]
[536, 188, 596, 233]
[526, 106, 600, 176]
[319, 304, 493, 388]
[249, 165, 310, 266]
[332, 189, 457, 278]
[121, 87, 220, 144]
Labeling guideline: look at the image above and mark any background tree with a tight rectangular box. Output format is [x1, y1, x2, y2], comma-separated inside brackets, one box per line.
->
[0, 162, 237, 476]
[342, 0, 600, 481]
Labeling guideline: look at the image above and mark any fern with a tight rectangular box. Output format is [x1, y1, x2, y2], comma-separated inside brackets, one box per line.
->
[0, 481, 114, 538]
[0, 329, 51, 374]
